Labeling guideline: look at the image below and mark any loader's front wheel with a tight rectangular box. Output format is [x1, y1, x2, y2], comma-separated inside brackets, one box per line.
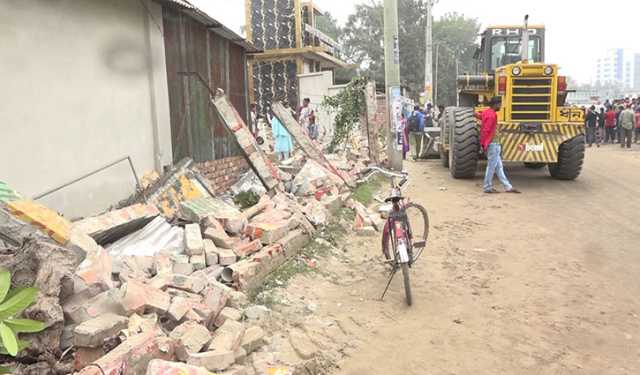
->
[548, 135, 585, 180]
[448, 107, 479, 179]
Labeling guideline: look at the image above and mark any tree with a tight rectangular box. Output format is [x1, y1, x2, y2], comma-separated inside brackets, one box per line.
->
[315, 12, 341, 41]
[340, 1, 480, 104]
[433, 12, 480, 106]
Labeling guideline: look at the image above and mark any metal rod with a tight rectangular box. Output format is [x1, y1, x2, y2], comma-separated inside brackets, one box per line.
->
[33, 156, 140, 201]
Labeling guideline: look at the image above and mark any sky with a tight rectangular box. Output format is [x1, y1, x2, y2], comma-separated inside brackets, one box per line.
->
[191, 0, 640, 84]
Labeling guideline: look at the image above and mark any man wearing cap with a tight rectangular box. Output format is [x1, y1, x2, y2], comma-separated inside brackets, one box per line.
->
[480, 97, 521, 194]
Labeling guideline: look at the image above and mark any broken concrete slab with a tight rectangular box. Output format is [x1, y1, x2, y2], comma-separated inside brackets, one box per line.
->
[203, 239, 219, 266]
[208, 320, 245, 353]
[63, 288, 125, 325]
[73, 203, 160, 245]
[211, 89, 280, 191]
[170, 321, 212, 361]
[214, 307, 243, 328]
[73, 313, 129, 348]
[241, 326, 267, 354]
[74, 347, 106, 371]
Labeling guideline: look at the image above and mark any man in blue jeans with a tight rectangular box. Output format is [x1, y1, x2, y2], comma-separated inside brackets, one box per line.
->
[480, 97, 521, 194]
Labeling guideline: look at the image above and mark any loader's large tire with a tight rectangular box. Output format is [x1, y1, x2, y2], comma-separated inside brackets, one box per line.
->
[439, 108, 453, 168]
[548, 135, 585, 180]
[448, 107, 479, 179]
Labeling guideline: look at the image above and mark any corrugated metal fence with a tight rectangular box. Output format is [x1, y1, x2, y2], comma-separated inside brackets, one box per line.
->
[162, 7, 248, 162]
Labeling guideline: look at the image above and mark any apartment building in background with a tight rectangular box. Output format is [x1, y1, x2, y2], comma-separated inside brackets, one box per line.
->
[594, 48, 640, 89]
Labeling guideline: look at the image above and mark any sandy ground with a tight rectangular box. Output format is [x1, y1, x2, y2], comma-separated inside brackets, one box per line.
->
[278, 144, 640, 375]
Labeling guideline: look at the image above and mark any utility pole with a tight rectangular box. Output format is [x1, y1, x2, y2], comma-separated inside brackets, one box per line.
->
[383, 0, 402, 171]
[424, 0, 436, 107]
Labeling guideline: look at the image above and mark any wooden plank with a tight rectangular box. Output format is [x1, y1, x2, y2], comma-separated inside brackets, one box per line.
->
[271, 102, 354, 187]
[211, 89, 280, 191]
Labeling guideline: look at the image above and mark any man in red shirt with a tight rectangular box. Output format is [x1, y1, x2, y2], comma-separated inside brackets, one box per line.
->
[481, 97, 521, 194]
[604, 106, 617, 144]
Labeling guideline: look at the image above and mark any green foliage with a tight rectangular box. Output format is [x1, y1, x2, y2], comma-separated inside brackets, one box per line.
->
[433, 12, 481, 106]
[340, 0, 480, 104]
[322, 76, 369, 151]
[315, 12, 341, 41]
[352, 175, 387, 206]
[0, 268, 45, 357]
[233, 191, 260, 210]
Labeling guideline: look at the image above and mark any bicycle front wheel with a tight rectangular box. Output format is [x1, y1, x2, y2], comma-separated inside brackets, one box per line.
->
[401, 263, 412, 306]
[403, 203, 429, 260]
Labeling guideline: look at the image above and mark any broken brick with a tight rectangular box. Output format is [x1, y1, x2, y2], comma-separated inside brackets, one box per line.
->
[214, 307, 242, 328]
[120, 279, 171, 315]
[170, 321, 212, 361]
[76, 329, 175, 375]
[187, 350, 235, 372]
[233, 239, 263, 257]
[240, 326, 266, 354]
[208, 320, 245, 353]
[73, 313, 129, 348]
[184, 223, 204, 256]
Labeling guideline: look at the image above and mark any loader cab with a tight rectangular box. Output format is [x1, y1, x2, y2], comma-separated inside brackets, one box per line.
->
[476, 25, 546, 73]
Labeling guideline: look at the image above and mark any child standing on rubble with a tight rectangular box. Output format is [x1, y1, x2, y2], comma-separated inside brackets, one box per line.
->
[269, 108, 293, 160]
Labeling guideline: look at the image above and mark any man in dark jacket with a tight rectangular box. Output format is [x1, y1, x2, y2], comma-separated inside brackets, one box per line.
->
[585, 105, 598, 147]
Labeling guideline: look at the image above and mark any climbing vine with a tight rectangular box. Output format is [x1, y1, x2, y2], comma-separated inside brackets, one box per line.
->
[322, 76, 369, 151]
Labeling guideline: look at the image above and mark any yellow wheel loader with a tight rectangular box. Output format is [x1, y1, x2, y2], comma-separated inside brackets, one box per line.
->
[439, 16, 585, 180]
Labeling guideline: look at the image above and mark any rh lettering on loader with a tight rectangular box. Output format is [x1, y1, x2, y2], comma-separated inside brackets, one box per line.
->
[491, 28, 538, 36]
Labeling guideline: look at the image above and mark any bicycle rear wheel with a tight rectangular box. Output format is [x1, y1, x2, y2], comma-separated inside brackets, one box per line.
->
[401, 263, 412, 306]
[403, 203, 429, 261]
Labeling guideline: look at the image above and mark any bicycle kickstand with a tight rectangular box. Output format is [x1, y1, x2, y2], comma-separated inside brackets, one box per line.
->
[379, 267, 398, 301]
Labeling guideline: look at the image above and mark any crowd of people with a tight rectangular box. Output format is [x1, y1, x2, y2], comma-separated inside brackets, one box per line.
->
[582, 97, 640, 149]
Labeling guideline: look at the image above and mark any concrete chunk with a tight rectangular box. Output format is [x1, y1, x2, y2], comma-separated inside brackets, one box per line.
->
[73, 313, 129, 348]
[214, 307, 243, 328]
[218, 248, 237, 266]
[184, 223, 204, 256]
[204, 239, 219, 266]
[146, 359, 212, 375]
[170, 321, 212, 361]
[173, 261, 195, 276]
[187, 350, 235, 372]
[208, 320, 245, 353]
[120, 280, 171, 315]
[240, 326, 266, 354]
[190, 254, 207, 270]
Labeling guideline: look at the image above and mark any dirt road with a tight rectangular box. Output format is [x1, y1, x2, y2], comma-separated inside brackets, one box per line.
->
[277, 145, 640, 375]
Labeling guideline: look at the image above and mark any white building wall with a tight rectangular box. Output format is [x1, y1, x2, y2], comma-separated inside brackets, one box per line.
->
[298, 71, 345, 144]
[0, 0, 172, 219]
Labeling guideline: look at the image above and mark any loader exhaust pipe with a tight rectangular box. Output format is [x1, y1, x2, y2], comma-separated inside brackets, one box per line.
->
[521, 14, 529, 63]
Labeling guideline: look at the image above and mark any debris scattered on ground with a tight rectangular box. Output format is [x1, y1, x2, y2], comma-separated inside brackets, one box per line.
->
[0, 92, 387, 374]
